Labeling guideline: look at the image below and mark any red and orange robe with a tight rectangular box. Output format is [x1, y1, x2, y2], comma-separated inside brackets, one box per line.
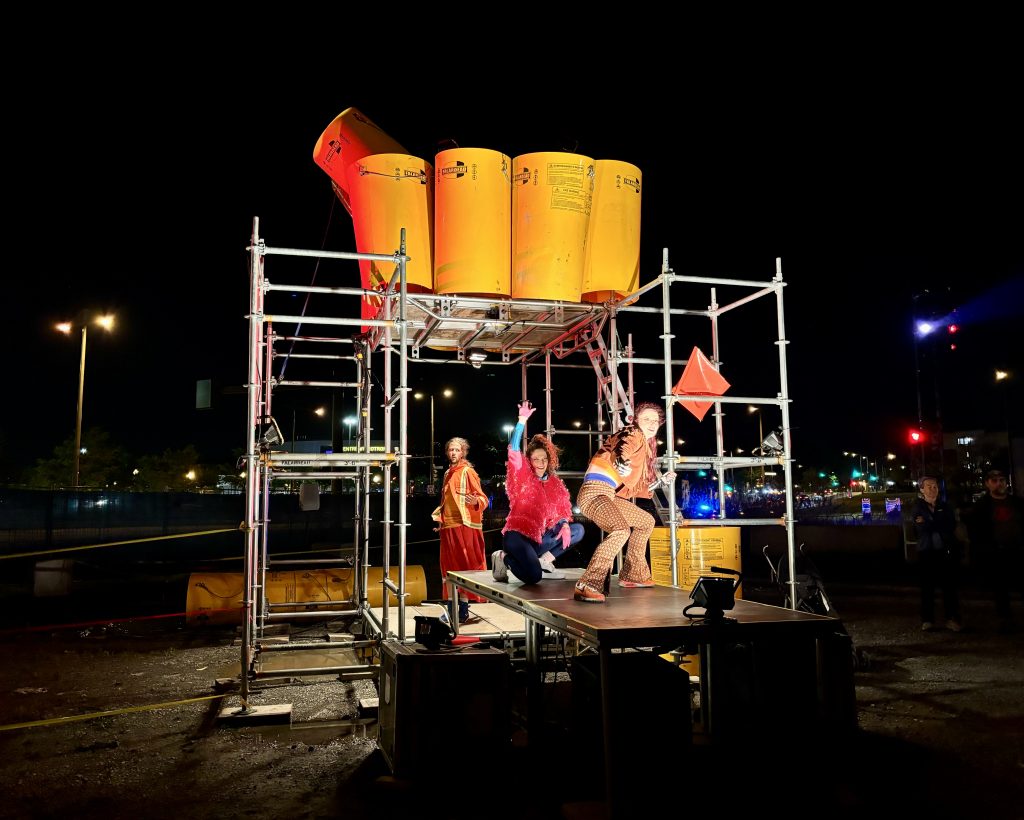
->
[432, 460, 489, 602]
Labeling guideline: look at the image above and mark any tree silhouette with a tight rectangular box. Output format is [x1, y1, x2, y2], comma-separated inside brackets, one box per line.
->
[23, 428, 130, 489]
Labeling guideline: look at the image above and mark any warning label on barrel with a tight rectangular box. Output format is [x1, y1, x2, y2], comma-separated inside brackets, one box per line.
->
[649, 527, 741, 588]
[550, 186, 588, 213]
[545, 162, 585, 188]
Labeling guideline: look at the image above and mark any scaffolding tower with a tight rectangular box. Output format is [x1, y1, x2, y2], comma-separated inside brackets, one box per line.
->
[238, 217, 799, 703]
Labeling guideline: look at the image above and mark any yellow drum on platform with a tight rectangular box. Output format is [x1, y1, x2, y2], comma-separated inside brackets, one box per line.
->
[185, 566, 427, 626]
[434, 147, 511, 297]
[582, 160, 642, 303]
[346, 153, 435, 326]
[651, 527, 742, 682]
[649, 526, 743, 597]
[511, 151, 593, 301]
[312, 107, 408, 215]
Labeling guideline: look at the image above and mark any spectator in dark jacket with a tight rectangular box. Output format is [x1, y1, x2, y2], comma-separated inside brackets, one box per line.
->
[913, 476, 962, 632]
[964, 468, 1024, 632]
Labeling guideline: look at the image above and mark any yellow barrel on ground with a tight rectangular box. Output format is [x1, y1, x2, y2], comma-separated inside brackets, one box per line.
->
[185, 566, 427, 626]
[511, 152, 593, 301]
[434, 147, 511, 297]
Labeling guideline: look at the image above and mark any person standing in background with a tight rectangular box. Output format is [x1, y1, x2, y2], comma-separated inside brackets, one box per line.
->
[965, 468, 1024, 633]
[492, 400, 585, 585]
[432, 436, 489, 623]
[912, 475, 963, 632]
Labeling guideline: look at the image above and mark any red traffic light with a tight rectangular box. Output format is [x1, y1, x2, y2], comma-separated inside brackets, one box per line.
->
[909, 429, 924, 444]
[947, 323, 959, 334]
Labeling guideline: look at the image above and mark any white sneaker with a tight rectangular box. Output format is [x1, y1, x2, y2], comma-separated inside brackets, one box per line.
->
[491, 550, 508, 582]
[539, 559, 566, 580]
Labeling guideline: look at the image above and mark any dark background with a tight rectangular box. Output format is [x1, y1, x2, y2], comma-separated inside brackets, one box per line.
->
[6, 45, 1022, 479]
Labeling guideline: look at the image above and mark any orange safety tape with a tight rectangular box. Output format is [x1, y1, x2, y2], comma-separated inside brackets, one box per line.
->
[0, 528, 238, 561]
[0, 606, 243, 637]
[0, 693, 230, 732]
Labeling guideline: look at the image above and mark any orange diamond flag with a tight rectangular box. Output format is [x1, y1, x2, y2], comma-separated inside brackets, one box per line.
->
[672, 346, 731, 421]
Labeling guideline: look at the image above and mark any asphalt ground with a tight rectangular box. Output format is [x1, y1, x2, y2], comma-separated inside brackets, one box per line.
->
[1, 550, 1021, 819]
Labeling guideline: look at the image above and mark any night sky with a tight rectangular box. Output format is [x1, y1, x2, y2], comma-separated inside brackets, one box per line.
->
[6, 55, 1022, 480]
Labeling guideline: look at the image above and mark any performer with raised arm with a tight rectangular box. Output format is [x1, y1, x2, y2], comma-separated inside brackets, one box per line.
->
[492, 400, 584, 584]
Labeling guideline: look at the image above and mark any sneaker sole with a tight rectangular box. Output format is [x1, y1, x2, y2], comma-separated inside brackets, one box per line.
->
[490, 550, 508, 582]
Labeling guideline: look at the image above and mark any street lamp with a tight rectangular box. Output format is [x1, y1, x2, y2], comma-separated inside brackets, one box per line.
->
[343, 416, 357, 447]
[996, 369, 1015, 491]
[414, 388, 453, 488]
[56, 313, 114, 488]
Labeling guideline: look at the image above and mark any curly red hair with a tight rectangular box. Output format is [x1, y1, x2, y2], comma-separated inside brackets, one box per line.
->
[630, 401, 665, 425]
[525, 434, 561, 475]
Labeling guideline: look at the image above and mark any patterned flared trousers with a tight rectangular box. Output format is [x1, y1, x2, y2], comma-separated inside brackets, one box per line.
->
[576, 481, 655, 591]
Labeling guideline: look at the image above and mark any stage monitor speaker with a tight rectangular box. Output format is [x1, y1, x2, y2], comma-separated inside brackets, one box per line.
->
[571, 651, 692, 781]
[377, 640, 510, 779]
[298, 481, 320, 511]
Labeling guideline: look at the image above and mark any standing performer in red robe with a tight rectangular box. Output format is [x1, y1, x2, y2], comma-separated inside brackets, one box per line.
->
[432, 436, 489, 623]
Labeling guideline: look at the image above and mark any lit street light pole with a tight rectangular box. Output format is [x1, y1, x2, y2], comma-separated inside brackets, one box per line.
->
[343, 416, 357, 447]
[73, 324, 87, 488]
[415, 388, 452, 490]
[57, 314, 114, 488]
[996, 370, 1015, 492]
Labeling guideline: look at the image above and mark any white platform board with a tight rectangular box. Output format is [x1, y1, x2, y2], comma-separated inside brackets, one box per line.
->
[366, 601, 527, 639]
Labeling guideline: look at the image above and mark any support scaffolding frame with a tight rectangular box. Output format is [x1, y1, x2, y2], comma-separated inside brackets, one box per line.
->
[237, 216, 799, 704]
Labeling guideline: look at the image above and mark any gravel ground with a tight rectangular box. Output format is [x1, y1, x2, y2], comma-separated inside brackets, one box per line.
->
[0, 580, 1021, 820]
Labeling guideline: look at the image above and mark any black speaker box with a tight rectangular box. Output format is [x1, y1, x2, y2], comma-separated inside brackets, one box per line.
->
[377, 640, 510, 779]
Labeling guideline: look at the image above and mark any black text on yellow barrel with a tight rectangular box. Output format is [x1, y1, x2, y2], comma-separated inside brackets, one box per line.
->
[511, 152, 594, 302]
[434, 147, 511, 297]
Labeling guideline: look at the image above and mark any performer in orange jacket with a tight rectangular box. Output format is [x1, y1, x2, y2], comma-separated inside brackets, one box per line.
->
[574, 402, 675, 603]
[432, 436, 489, 622]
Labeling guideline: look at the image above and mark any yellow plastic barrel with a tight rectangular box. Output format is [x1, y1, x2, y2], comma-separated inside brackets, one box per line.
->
[511, 152, 594, 301]
[312, 107, 408, 215]
[185, 566, 428, 626]
[434, 147, 512, 296]
[649, 527, 743, 597]
[581, 160, 642, 303]
[652, 527, 741, 681]
[346, 153, 435, 327]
